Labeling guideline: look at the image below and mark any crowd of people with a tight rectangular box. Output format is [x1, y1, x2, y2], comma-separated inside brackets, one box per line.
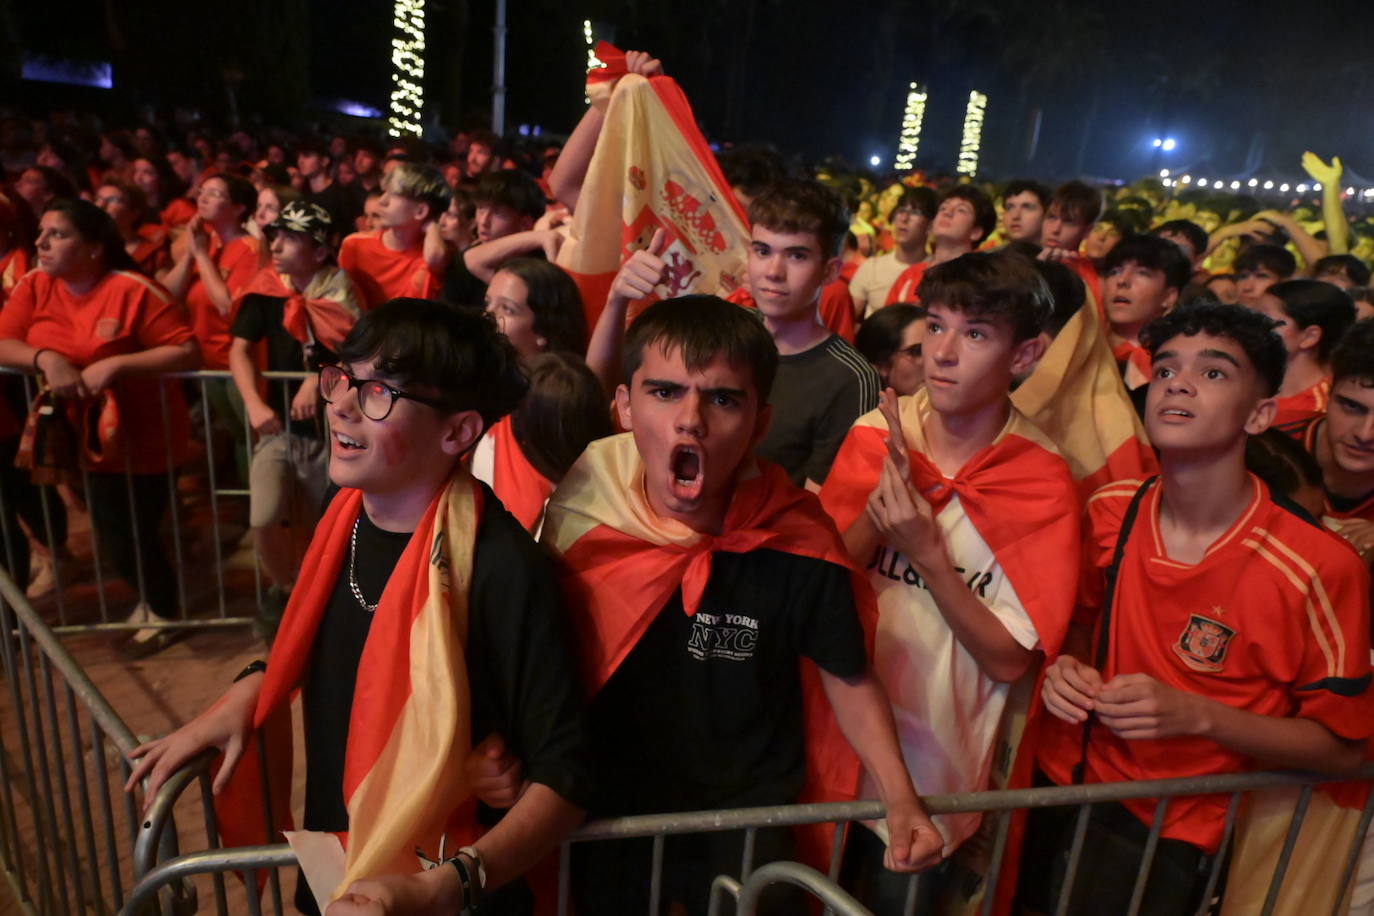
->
[1, 46, 1373, 916]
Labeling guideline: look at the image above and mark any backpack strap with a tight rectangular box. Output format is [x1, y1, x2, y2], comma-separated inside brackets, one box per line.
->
[1072, 475, 1159, 785]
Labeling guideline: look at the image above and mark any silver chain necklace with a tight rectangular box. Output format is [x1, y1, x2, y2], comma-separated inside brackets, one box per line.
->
[348, 518, 378, 613]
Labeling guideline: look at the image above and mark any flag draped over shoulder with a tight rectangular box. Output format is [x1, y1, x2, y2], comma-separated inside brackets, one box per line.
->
[819, 389, 1081, 916]
[541, 433, 877, 863]
[236, 264, 363, 350]
[215, 473, 482, 902]
[556, 43, 750, 330]
[1011, 300, 1158, 500]
[488, 414, 555, 534]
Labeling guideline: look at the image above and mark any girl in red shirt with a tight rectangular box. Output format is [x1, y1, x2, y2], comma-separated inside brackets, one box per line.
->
[0, 199, 200, 647]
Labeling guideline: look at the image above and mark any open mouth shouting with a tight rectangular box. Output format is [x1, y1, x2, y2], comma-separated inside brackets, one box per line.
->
[670, 444, 705, 502]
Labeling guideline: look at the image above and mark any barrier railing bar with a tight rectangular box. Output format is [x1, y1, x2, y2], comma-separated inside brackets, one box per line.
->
[740, 825, 757, 882]
[1329, 788, 1374, 916]
[10, 610, 56, 912]
[21, 371, 70, 627]
[201, 376, 232, 621]
[159, 377, 190, 619]
[243, 869, 265, 916]
[0, 592, 29, 901]
[826, 820, 844, 881]
[648, 832, 664, 916]
[66, 682, 110, 915]
[1053, 803, 1091, 916]
[91, 720, 126, 909]
[255, 729, 286, 916]
[978, 808, 1012, 916]
[707, 873, 742, 916]
[196, 771, 231, 916]
[736, 862, 873, 916]
[901, 871, 920, 916]
[1260, 783, 1313, 916]
[556, 842, 571, 916]
[50, 618, 254, 634]
[240, 379, 265, 614]
[40, 650, 90, 914]
[23, 629, 71, 914]
[1124, 796, 1169, 916]
[0, 571, 140, 753]
[78, 465, 111, 623]
[1195, 790, 1241, 916]
[122, 464, 152, 621]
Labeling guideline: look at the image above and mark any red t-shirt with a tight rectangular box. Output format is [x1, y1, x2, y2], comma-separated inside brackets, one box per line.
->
[131, 224, 170, 278]
[1038, 476, 1374, 852]
[338, 231, 441, 311]
[1272, 376, 1331, 434]
[185, 235, 260, 369]
[883, 260, 930, 306]
[1296, 417, 1374, 522]
[0, 247, 30, 295]
[160, 198, 197, 230]
[0, 269, 195, 473]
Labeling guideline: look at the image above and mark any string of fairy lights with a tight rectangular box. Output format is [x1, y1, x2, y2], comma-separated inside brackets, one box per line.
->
[388, 0, 426, 138]
[893, 83, 927, 172]
[1159, 171, 1374, 199]
[894, 85, 988, 176]
[957, 91, 987, 177]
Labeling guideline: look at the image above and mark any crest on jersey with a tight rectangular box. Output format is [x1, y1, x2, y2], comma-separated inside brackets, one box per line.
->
[1174, 614, 1235, 672]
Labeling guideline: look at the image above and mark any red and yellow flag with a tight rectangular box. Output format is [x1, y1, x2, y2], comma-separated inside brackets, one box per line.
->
[1011, 298, 1158, 500]
[555, 43, 750, 330]
[542, 433, 877, 863]
[236, 264, 363, 351]
[488, 414, 555, 534]
[215, 472, 482, 901]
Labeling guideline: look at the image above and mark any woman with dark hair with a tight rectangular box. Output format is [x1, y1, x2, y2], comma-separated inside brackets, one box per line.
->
[13, 166, 79, 219]
[472, 350, 612, 533]
[0, 190, 33, 294]
[484, 257, 588, 360]
[1251, 278, 1358, 431]
[0, 199, 200, 650]
[854, 302, 927, 396]
[164, 172, 260, 369]
[93, 177, 170, 278]
[130, 156, 194, 230]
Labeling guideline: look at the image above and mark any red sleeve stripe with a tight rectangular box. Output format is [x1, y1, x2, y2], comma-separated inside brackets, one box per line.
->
[1242, 528, 1346, 677]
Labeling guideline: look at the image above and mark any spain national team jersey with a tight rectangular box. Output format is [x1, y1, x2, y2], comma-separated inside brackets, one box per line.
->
[339, 231, 441, 311]
[186, 234, 260, 369]
[1039, 475, 1374, 852]
[1272, 376, 1332, 439]
[1295, 416, 1374, 524]
[883, 260, 930, 307]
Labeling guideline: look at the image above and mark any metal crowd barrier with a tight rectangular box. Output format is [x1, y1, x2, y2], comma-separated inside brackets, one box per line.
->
[124, 759, 1374, 916]
[0, 368, 316, 636]
[0, 568, 198, 915]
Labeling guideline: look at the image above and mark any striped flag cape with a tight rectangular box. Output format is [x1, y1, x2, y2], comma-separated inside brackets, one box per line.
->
[555, 42, 750, 331]
[235, 264, 363, 350]
[1011, 296, 1159, 500]
[541, 433, 878, 865]
[819, 390, 1081, 916]
[214, 472, 483, 901]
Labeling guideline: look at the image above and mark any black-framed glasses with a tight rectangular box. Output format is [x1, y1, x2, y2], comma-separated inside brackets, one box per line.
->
[318, 365, 450, 421]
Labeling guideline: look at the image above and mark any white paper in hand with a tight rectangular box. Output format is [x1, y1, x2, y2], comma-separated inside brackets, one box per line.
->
[283, 830, 346, 913]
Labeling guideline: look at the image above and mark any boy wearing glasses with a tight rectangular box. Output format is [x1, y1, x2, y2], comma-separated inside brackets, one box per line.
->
[129, 299, 590, 916]
[228, 202, 363, 634]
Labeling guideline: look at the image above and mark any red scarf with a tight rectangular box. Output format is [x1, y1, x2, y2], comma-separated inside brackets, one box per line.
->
[237, 266, 362, 350]
[542, 433, 878, 865]
[488, 415, 555, 533]
[215, 474, 483, 899]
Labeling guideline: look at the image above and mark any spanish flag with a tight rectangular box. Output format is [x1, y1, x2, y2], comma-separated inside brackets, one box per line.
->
[236, 264, 363, 351]
[487, 415, 555, 535]
[541, 433, 877, 865]
[819, 390, 1081, 916]
[555, 43, 750, 331]
[214, 472, 483, 901]
[1011, 298, 1158, 500]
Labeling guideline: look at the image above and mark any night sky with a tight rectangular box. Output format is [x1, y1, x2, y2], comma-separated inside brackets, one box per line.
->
[10, 0, 1374, 184]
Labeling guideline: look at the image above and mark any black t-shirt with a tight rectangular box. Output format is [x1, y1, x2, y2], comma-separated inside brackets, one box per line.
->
[440, 252, 488, 308]
[756, 335, 881, 486]
[585, 548, 867, 816]
[229, 293, 333, 439]
[300, 484, 592, 835]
